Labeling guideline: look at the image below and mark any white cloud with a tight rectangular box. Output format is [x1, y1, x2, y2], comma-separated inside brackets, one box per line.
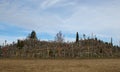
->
[41, 0, 61, 9]
[0, 0, 65, 34]
[62, 4, 120, 35]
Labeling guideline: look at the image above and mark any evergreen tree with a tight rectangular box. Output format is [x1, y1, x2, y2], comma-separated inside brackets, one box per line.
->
[111, 37, 113, 45]
[17, 40, 24, 49]
[76, 32, 79, 43]
[28, 30, 37, 40]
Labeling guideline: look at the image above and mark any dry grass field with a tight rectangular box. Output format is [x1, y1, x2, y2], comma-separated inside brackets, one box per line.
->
[0, 59, 120, 72]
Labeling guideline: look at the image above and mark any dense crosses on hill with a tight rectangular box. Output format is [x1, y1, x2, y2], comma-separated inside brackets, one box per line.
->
[0, 31, 120, 58]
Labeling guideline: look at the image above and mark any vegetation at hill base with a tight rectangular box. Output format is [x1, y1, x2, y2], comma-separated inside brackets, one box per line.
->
[0, 31, 120, 59]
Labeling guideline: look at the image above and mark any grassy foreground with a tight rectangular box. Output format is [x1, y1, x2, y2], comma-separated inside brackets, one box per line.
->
[0, 59, 120, 72]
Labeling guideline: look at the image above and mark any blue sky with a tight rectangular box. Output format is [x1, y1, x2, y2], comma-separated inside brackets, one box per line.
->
[0, 0, 120, 45]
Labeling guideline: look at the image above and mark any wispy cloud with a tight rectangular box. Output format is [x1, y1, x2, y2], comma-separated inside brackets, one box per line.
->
[41, 0, 61, 9]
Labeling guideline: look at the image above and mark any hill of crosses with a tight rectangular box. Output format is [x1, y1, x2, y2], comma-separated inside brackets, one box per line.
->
[0, 30, 120, 59]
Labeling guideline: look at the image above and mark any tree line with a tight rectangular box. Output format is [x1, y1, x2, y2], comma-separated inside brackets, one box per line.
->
[0, 30, 120, 59]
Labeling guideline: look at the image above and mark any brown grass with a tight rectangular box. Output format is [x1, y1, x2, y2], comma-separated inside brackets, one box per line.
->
[0, 59, 120, 72]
